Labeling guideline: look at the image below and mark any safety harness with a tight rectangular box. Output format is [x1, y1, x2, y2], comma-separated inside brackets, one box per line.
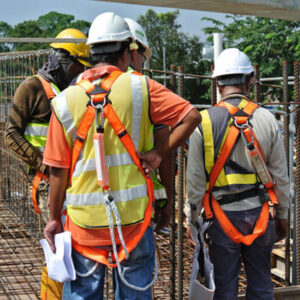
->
[31, 75, 59, 214]
[202, 95, 279, 246]
[68, 70, 157, 291]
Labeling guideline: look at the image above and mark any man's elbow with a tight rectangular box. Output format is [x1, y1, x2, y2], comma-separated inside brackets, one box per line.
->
[185, 108, 201, 128]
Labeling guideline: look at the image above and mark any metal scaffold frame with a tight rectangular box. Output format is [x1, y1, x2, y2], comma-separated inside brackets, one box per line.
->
[0, 49, 299, 299]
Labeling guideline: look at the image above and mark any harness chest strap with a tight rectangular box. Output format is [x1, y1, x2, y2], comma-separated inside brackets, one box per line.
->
[203, 100, 277, 245]
[70, 71, 154, 267]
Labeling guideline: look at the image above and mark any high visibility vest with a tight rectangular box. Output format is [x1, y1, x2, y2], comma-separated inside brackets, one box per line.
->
[51, 70, 153, 230]
[201, 96, 278, 245]
[24, 75, 60, 151]
[23, 75, 60, 214]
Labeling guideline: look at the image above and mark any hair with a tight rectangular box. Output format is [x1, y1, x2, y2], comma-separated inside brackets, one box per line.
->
[90, 41, 130, 65]
[217, 72, 254, 86]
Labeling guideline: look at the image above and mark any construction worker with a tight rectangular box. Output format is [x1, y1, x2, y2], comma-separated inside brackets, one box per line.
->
[125, 17, 172, 231]
[43, 12, 200, 299]
[186, 48, 289, 300]
[5, 28, 91, 222]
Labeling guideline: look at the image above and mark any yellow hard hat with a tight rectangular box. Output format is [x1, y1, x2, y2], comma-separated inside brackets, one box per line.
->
[50, 28, 91, 67]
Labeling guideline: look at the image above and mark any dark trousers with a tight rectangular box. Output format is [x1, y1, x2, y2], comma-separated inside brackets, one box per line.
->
[207, 206, 276, 300]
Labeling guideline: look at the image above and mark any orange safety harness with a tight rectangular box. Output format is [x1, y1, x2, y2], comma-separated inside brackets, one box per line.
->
[202, 97, 279, 246]
[31, 76, 57, 214]
[68, 70, 154, 267]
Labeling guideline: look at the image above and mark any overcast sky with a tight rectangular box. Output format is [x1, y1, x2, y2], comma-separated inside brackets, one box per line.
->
[1, 0, 229, 40]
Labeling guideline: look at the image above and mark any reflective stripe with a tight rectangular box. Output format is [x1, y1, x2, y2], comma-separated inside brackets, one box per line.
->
[67, 184, 147, 206]
[55, 91, 76, 137]
[154, 187, 167, 200]
[50, 82, 60, 96]
[73, 153, 134, 177]
[130, 74, 143, 149]
[24, 125, 48, 137]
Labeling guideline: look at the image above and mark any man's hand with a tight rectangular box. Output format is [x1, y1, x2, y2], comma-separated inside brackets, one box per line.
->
[153, 205, 171, 232]
[186, 226, 196, 247]
[275, 217, 288, 242]
[138, 150, 162, 178]
[44, 219, 63, 253]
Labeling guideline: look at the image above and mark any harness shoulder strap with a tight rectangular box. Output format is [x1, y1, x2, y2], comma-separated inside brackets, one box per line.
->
[36, 75, 58, 100]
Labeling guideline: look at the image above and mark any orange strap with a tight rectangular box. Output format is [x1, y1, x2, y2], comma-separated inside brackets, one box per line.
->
[203, 100, 273, 245]
[32, 171, 49, 214]
[69, 71, 154, 266]
[37, 75, 57, 100]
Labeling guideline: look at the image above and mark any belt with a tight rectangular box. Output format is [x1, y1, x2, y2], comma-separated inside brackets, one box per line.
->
[218, 188, 259, 205]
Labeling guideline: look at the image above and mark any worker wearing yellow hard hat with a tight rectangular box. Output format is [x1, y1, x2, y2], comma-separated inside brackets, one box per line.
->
[5, 27, 91, 300]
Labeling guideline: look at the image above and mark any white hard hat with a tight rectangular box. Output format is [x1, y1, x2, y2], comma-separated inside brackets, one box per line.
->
[212, 48, 254, 78]
[87, 12, 132, 46]
[124, 18, 152, 60]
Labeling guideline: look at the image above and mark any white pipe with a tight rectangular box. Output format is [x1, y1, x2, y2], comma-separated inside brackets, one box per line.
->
[213, 33, 223, 102]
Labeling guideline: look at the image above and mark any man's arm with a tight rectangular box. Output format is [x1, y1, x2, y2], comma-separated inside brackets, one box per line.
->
[5, 78, 49, 173]
[153, 126, 174, 231]
[139, 108, 201, 176]
[44, 167, 69, 252]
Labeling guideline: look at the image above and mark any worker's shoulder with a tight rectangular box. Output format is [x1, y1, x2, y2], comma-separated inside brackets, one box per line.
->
[254, 105, 277, 121]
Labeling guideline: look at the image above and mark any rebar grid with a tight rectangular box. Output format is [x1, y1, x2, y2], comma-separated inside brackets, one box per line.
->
[0, 51, 296, 299]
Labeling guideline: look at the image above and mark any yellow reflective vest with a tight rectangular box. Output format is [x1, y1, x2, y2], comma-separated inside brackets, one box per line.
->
[24, 75, 60, 152]
[51, 71, 153, 228]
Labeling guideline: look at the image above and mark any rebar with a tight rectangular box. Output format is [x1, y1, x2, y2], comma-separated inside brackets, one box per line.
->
[169, 64, 176, 300]
[294, 61, 300, 285]
[177, 66, 184, 300]
[282, 60, 291, 284]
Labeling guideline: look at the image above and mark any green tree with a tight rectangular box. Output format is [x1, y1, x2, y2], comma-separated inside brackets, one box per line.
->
[138, 9, 211, 104]
[37, 11, 90, 37]
[9, 20, 47, 51]
[0, 21, 12, 52]
[203, 15, 300, 78]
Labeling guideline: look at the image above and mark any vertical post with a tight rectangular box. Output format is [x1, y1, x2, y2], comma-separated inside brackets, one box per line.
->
[177, 65, 184, 300]
[211, 65, 217, 106]
[294, 61, 300, 285]
[169, 64, 176, 300]
[213, 33, 223, 102]
[254, 65, 260, 103]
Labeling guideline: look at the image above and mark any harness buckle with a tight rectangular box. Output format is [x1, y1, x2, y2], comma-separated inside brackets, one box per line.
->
[234, 118, 255, 149]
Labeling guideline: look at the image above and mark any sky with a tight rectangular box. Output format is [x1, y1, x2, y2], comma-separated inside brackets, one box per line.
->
[0, 0, 230, 41]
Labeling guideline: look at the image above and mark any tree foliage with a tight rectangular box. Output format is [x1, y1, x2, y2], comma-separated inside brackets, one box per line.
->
[203, 15, 300, 78]
[0, 11, 90, 52]
[138, 9, 211, 104]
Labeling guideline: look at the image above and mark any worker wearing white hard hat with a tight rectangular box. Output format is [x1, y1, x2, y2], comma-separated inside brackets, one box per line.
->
[43, 11, 201, 299]
[186, 48, 289, 299]
[125, 17, 152, 72]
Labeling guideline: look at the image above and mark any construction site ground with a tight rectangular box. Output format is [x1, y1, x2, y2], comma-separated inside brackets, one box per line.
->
[0, 195, 290, 300]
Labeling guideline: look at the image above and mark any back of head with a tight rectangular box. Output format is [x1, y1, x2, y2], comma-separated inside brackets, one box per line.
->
[212, 48, 254, 86]
[124, 18, 152, 61]
[87, 12, 133, 66]
[50, 28, 91, 67]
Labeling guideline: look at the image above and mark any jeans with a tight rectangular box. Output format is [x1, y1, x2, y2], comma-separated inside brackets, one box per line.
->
[207, 206, 276, 300]
[63, 226, 155, 300]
